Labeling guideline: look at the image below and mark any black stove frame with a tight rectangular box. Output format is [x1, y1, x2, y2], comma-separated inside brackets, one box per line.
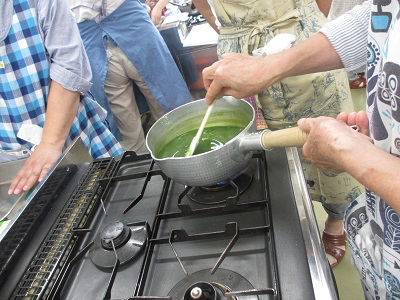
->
[0, 148, 317, 300]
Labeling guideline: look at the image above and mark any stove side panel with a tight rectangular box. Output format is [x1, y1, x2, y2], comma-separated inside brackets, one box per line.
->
[266, 149, 315, 300]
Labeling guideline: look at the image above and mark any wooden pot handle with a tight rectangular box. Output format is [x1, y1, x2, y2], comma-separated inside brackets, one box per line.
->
[261, 127, 308, 149]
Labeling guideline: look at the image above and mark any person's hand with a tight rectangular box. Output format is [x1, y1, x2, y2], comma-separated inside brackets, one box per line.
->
[298, 116, 373, 173]
[336, 111, 369, 136]
[151, 7, 162, 25]
[203, 53, 277, 105]
[8, 142, 62, 195]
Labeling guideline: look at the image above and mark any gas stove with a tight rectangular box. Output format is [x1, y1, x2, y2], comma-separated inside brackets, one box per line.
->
[0, 138, 337, 300]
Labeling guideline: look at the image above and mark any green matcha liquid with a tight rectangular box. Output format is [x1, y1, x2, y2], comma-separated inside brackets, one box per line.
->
[156, 126, 244, 158]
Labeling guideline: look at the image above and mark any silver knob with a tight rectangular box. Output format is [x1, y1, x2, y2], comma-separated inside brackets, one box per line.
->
[190, 287, 203, 299]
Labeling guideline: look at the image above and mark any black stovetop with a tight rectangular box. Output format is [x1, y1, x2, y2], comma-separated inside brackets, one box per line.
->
[0, 149, 315, 300]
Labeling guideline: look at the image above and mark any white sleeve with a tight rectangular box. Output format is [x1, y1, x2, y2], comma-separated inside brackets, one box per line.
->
[320, 0, 371, 72]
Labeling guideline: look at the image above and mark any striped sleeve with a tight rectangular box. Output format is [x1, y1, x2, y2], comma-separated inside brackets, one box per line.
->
[319, 0, 371, 72]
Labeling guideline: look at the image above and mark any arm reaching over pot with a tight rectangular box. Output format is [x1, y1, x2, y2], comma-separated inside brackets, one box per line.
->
[202, 33, 344, 105]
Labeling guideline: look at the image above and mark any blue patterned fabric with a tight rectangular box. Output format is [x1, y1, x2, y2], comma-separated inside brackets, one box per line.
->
[77, 0, 192, 140]
[0, 0, 123, 158]
[344, 0, 400, 298]
[0, 0, 48, 150]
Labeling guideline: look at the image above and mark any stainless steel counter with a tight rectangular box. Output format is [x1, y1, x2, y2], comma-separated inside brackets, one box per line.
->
[286, 147, 338, 300]
[0, 139, 338, 299]
[0, 138, 91, 243]
[0, 159, 28, 222]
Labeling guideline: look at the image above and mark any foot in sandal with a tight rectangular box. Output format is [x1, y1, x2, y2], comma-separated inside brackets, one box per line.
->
[323, 217, 346, 268]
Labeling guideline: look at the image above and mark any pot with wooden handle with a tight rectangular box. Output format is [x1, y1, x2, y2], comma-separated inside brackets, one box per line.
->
[146, 97, 308, 186]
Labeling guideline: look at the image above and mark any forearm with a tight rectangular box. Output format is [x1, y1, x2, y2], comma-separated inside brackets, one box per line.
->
[339, 142, 400, 212]
[8, 80, 79, 194]
[153, 0, 169, 13]
[266, 32, 344, 83]
[192, 0, 219, 33]
[41, 81, 79, 149]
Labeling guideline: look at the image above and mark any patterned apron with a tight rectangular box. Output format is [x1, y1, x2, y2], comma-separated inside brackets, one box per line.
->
[213, 0, 355, 127]
[345, 0, 400, 298]
[212, 0, 364, 208]
[0, 0, 123, 159]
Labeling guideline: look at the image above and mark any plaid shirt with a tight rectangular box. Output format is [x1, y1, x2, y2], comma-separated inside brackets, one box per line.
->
[0, 0, 123, 158]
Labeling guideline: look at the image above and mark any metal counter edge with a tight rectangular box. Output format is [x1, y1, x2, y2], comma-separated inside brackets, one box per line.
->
[0, 137, 92, 243]
[286, 147, 338, 300]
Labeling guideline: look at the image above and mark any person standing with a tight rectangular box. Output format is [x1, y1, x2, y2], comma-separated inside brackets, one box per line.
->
[1, 0, 123, 195]
[201, 0, 400, 295]
[193, 0, 365, 267]
[68, 0, 192, 153]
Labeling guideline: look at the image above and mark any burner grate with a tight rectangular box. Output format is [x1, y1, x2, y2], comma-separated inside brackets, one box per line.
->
[5, 151, 283, 299]
[127, 153, 280, 298]
[0, 165, 77, 286]
[10, 158, 116, 300]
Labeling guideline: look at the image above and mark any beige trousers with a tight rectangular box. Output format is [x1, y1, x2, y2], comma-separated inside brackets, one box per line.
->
[104, 41, 164, 152]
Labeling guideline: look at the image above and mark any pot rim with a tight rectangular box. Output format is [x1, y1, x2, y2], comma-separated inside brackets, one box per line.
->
[146, 98, 255, 161]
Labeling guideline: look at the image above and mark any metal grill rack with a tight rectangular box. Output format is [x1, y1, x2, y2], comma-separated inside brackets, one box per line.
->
[11, 158, 116, 300]
[131, 152, 280, 298]
[8, 150, 281, 299]
[0, 165, 78, 285]
[52, 151, 281, 299]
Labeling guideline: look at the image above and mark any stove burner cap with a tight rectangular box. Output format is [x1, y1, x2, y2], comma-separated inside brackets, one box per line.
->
[100, 221, 131, 250]
[187, 167, 253, 205]
[101, 221, 124, 240]
[168, 268, 257, 300]
[185, 282, 218, 300]
[90, 220, 147, 270]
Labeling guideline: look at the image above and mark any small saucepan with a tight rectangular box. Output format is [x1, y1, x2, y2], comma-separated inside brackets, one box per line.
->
[146, 97, 307, 186]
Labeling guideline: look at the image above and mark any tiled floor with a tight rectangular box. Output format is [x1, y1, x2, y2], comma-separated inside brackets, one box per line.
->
[313, 87, 367, 300]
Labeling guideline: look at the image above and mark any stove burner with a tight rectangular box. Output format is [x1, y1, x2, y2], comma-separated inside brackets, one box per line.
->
[90, 220, 147, 270]
[185, 282, 218, 300]
[187, 167, 253, 205]
[168, 269, 257, 300]
[100, 221, 131, 250]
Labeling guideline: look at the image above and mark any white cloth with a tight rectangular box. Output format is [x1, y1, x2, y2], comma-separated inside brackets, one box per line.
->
[252, 34, 296, 57]
[68, 0, 125, 23]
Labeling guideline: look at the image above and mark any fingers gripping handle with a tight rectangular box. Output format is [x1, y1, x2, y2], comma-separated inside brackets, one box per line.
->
[261, 127, 308, 149]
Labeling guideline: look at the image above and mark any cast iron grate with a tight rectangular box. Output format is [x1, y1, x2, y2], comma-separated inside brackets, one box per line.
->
[129, 152, 279, 298]
[60, 152, 279, 299]
[0, 164, 78, 285]
[10, 158, 115, 300]
[7, 151, 280, 299]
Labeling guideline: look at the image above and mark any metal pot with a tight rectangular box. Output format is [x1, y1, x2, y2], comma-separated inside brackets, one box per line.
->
[146, 97, 307, 186]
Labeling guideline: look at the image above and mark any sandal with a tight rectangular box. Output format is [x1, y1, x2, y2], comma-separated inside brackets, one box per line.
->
[322, 230, 346, 268]
[349, 74, 366, 89]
